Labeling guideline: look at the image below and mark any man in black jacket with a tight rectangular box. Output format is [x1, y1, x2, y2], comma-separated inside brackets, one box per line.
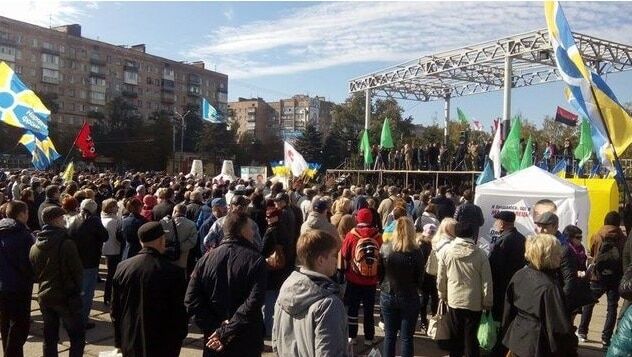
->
[431, 185, 456, 222]
[186, 212, 267, 357]
[0, 201, 34, 356]
[488, 211, 525, 357]
[111, 221, 188, 357]
[30, 207, 85, 357]
[37, 185, 61, 228]
[454, 189, 485, 240]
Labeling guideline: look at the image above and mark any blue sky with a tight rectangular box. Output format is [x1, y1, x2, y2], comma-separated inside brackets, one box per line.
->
[6, 1, 632, 129]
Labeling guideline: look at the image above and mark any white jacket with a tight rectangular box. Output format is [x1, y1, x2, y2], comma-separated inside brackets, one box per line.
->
[101, 213, 122, 256]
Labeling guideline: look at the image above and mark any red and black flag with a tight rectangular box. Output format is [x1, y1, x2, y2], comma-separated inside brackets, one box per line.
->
[554, 106, 578, 126]
[74, 122, 97, 159]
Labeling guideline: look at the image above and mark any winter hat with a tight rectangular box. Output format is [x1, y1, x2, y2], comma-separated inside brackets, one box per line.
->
[137, 222, 165, 243]
[422, 223, 437, 236]
[356, 208, 373, 226]
[80, 199, 98, 215]
[143, 194, 157, 209]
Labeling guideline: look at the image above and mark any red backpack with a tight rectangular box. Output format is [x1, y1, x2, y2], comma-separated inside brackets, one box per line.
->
[350, 229, 380, 277]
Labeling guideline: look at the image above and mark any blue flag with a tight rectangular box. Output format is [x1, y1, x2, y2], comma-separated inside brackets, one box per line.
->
[551, 160, 567, 176]
[18, 131, 60, 170]
[476, 159, 494, 185]
[201, 98, 222, 123]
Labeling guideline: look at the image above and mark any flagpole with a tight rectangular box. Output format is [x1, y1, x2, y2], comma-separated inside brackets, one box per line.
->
[61, 121, 85, 168]
[588, 86, 632, 202]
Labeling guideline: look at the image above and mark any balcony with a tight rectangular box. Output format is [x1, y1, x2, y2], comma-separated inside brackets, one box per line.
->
[41, 47, 60, 56]
[162, 68, 174, 80]
[41, 75, 59, 84]
[122, 90, 138, 98]
[188, 74, 201, 85]
[161, 79, 175, 91]
[161, 93, 175, 104]
[187, 86, 200, 97]
[123, 61, 139, 72]
[89, 57, 106, 66]
[89, 71, 106, 79]
[0, 36, 17, 47]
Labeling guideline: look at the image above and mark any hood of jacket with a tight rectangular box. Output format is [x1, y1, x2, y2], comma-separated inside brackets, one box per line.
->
[0, 218, 24, 233]
[596, 225, 622, 241]
[304, 211, 329, 230]
[448, 237, 476, 258]
[35, 226, 67, 251]
[277, 269, 341, 317]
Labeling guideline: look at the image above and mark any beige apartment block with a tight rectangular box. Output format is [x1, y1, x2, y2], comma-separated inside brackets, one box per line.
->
[0, 16, 228, 128]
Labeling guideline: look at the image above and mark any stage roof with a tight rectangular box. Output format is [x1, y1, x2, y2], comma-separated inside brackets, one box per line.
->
[348, 28, 632, 101]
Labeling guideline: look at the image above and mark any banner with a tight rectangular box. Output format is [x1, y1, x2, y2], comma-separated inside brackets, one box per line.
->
[240, 166, 267, 184]
[75, 122, 96, 159]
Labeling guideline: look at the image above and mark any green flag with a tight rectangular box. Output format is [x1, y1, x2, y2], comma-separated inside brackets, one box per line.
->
[380, 118, 394, 149]
[457, 107, 469, 125]
[361, 129, 373, 164]
[519, 135, 533, 170]
[574, 118, 593, 167]
[500, 117, 522, 174]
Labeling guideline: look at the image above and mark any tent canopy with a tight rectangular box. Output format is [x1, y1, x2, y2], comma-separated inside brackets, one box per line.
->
[474, 166, 590, 248]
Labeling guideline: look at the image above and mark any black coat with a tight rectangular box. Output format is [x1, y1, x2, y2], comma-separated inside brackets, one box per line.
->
[431, 195, 456, 222]
[502, 266, 577, 357]
[152, 201, 175, 221]
[111, 247, 188, 357]
[185, 237, 266, 357]
[121, 213, 147, 260]
[489, 227, 526, 320]
[262, 224, 291, 291]
[67, 214, 108, 269]
[0, 218, 34, 293]
[555, 232, 594, 314]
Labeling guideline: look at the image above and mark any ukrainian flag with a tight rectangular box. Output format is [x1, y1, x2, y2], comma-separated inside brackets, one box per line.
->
[0, 62, 50, 137]
[545, 1, 632, 172]
[19, 131, 60, 170]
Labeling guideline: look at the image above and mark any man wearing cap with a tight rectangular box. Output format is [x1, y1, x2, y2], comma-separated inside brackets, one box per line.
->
[535, 211, 593, 321]
[198, 198, 227, 253]
[487, 211, 525, 356]
[111, 222, 188, 357]
[300, 197, 338, 240]
[30, 206, 85, 357]
[203, 195, 262, 253]
[37, 185, 61, 228]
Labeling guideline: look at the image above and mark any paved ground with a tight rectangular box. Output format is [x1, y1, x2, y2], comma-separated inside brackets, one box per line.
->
[20, 264, 612, 356]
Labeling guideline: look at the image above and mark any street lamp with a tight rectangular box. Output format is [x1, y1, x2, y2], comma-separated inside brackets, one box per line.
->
[172, 110, 190, 173]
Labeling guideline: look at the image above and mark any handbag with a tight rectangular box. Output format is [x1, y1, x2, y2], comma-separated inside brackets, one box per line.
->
[428, 299, 450, 341]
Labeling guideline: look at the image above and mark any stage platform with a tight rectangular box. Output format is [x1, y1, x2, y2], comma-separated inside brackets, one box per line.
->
[326, 169, 482, 188]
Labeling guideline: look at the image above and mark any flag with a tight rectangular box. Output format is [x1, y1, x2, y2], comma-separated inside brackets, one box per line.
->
[360, 129, 373, 165]
[552, 159, 567, 177]
[62, 162, 75, 183]
[457, 108, 469, 125]
[519, 135, 534, 170]
[476, 159, 494, 185]
[554, 106, 578, 126]
[75, 122, 96, 159]
[574, 118, 593, 168]
[545, 1, 632, 171]
[201, 98, 222, 123]
[0, 62, 50, 137]
[380, 118, 394, 149]
[470, 120, 484, 131]
[18, 131, 60, 170]
[284, 141, 308, 177]
[500, 117, 522, 174]
[488, 121, 502, 179]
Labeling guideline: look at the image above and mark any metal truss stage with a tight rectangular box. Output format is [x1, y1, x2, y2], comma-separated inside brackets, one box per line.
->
[349, 28, 632, 101]
[326, 169, 482, 189]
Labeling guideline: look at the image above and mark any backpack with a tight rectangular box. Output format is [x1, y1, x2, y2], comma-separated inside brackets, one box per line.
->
[161, 216, 181, 261]
[594, 238, 623, 287]
[350, 229, 380, 277]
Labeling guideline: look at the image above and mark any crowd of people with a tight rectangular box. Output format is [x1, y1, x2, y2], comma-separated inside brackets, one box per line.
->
[0, 169, 631, 357]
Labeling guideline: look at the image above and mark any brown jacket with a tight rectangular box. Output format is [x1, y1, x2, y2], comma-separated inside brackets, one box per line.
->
[589, 225, 627, 282]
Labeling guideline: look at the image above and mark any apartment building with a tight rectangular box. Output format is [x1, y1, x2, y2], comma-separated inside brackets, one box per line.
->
[270, 95, 334, 141]
[0, 16, 228, 127]
[227, 97, 277, 143]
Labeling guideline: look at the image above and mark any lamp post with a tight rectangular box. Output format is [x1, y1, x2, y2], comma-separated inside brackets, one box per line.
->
[173, 110, 190, 173]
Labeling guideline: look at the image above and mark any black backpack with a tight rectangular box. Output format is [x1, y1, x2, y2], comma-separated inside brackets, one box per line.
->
[594, 238, 623, 287]
[161, 216, 181, 262]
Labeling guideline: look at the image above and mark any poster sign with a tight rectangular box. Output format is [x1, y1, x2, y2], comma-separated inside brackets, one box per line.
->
[240, 166, 267, 185]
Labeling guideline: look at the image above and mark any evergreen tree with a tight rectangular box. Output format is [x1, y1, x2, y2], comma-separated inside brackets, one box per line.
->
[293, 124, 323, 163]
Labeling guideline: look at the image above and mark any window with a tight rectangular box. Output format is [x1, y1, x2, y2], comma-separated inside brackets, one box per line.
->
[32, 38, 38, 47]
[67, 88, 75, 97]
[0, 45, 14, 55]
[89, 77, 106, 86]
[42, 68, 60, 83]
[42, 42, 55, 50]
[147, 77, 152, 85]
[124, 71, 138, 84]
[90, 64, 100, 73]
[90, 92, 106, 100]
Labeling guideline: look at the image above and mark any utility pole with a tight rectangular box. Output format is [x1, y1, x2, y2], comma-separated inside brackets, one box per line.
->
[173, 110, 190, 173]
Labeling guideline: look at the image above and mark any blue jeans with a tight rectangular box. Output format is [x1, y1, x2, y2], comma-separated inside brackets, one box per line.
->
[262, 290, 279, 337]
[81, 268, 98, 324]
[380, 292, 419, 357]
[578, 281, 620, 342]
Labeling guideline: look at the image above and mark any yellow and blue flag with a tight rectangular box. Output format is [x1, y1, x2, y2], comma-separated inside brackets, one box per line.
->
[0, 62, 50, 137]
[201, 98, 222, 123]
[19, 131, 60, 170]
[545, 1, 632, 172]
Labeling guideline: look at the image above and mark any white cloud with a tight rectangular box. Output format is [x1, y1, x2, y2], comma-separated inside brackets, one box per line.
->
[184, 1, 632, 80]
[1, 0, 92, 27]
[223, 8, 234, 21]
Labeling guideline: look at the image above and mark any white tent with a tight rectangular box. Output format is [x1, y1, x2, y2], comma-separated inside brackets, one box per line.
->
[474, 166, 590, 250]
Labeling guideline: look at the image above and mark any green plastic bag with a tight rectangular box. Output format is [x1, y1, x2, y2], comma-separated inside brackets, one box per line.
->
[477, 311, 499, 351]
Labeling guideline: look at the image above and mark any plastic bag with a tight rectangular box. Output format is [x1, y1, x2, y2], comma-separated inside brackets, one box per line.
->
[477, 311, 499, 351]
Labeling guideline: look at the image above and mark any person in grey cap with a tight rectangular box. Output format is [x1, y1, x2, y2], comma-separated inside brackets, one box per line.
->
[300, 197, 338, 239]
[203, 195, 262, 253]
[30, 206, 85, 357]
[112, 221, 188, 357]
[487, 210, 526, 356]
[66, 199, 108, 328]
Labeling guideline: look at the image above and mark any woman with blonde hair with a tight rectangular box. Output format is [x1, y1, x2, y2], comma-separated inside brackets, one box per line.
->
[331, 198, 352, 227]
[502, 234, 576, 356]
[379, 217, 426, 357]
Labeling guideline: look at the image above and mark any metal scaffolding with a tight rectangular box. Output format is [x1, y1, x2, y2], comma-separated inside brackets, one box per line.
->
[349, 28, 632, 135]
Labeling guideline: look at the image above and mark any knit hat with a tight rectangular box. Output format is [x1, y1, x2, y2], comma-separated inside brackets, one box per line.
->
[143, 194, 157, 208]
[80, 199, 98, 215]
[137, 222, 165, 243]
[356, 208, 373, 226]
[422, 223, 437, 236]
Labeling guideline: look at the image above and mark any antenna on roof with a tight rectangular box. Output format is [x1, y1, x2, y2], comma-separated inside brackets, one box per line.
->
[49, 13, 52, 28]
